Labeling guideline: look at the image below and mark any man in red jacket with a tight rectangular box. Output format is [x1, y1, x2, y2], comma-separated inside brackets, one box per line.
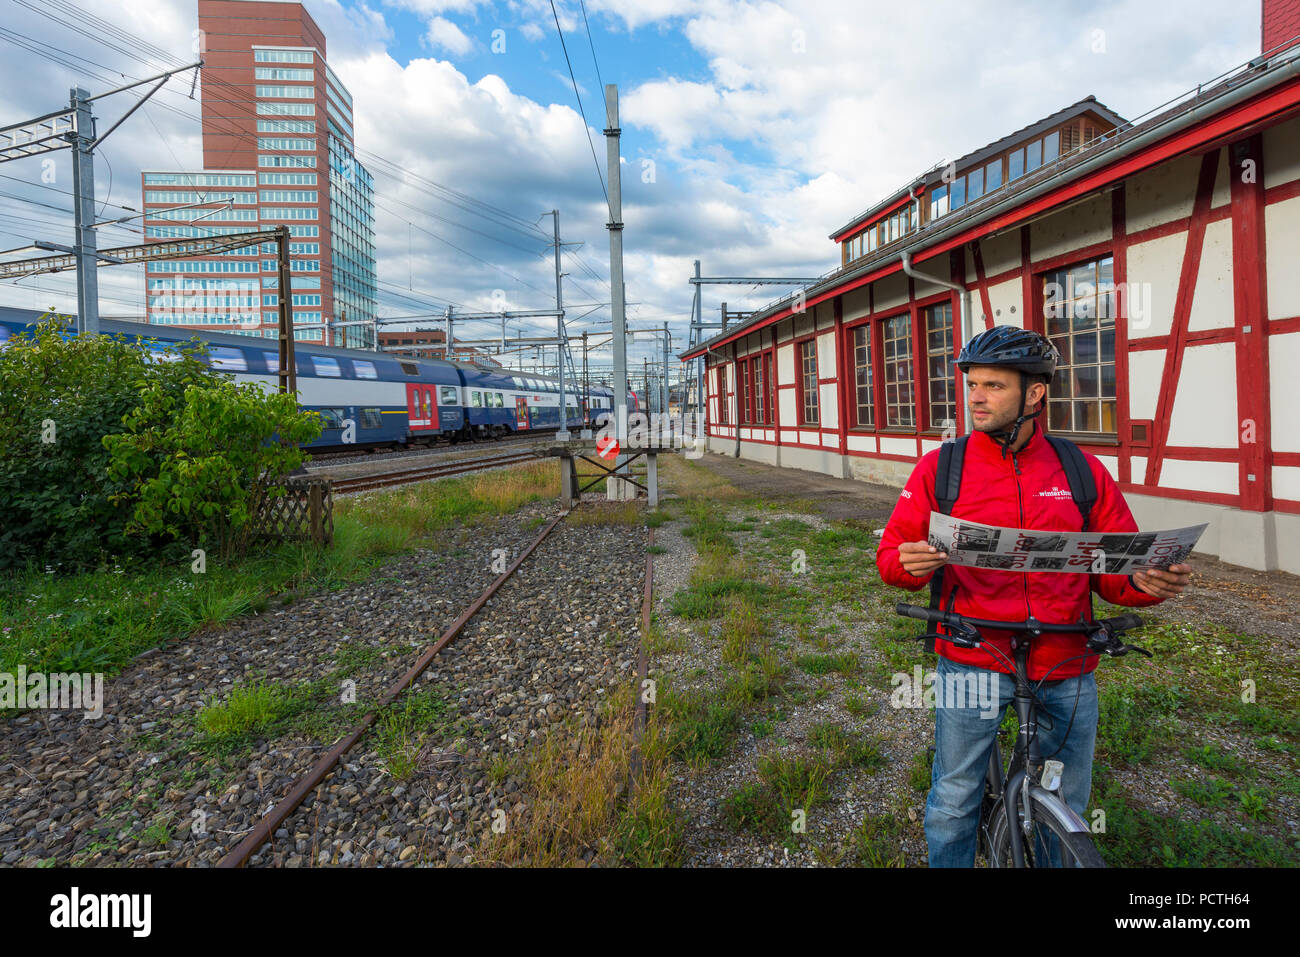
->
[876, 326, 1190, 867]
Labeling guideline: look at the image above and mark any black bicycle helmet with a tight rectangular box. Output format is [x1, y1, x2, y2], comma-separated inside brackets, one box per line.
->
[956, 325, 1060, 377]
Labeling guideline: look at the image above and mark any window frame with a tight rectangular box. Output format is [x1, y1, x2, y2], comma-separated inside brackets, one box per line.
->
[880, 312, 917, 431]
[921, 299, 957, 434]
[848, 321, 875, 430]
[796, 337, 820, 427]
[1037, 253, 1118, 440]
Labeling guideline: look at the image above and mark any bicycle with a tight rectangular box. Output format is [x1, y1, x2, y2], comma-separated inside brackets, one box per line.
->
[894, 602, 1152, 867]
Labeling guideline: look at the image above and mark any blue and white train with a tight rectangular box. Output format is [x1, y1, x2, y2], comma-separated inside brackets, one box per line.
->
[0, 308, 637, 451]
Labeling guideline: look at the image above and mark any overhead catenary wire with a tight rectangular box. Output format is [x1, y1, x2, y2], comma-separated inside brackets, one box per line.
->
[547, 0, 608, 211]
[2, 1, 613, 328]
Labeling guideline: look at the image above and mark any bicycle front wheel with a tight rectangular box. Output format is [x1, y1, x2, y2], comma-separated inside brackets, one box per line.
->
[986, 787, 1105, 868]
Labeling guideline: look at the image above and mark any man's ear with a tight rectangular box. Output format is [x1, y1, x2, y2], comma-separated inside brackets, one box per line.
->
[1025, 379, 1047, 411]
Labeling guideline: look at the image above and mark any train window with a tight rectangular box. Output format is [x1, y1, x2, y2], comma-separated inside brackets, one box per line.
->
[439, 386, 458, 404]
[422, 390, 431, 418]
[353, 359, 378, 380]
[400, 361, 419, 376]
[493, 392, 504, 407]
[360, 408, 383, 429]
[208, 346, 247, 371]
[318, 407, 345, 429]
[472, 391, 482, 407]
[314, 356, 341, 377]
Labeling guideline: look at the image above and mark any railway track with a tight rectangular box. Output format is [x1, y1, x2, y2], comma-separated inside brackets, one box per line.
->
[329, 450, 540, 494]
[218, 501, 656, 868]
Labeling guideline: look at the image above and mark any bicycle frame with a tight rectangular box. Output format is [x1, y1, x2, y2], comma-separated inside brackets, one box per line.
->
[894, 602, 1150, 867]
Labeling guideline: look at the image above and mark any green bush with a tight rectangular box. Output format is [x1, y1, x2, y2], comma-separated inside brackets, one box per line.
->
[0, 317, 320, 570]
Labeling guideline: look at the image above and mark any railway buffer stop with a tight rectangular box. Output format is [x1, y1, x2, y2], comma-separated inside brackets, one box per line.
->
[548, 422, 681, 509]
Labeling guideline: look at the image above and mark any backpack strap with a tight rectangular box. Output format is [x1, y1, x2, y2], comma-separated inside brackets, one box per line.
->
[1045, 435, 1097, 531]
[925, 436, 969, 652]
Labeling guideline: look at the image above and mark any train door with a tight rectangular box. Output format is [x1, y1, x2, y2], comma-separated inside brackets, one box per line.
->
[406, 383, 439, 431]
[514, 395, 530, 430]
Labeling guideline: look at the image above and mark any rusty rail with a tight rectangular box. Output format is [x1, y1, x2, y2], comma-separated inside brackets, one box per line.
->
[218, 509, 569, 868]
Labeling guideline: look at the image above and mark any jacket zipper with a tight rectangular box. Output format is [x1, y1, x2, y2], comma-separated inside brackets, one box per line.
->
[1011, 448, 1034, 676]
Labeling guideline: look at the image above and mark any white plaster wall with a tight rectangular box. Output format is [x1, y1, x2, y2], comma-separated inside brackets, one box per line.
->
[1274, 466, 1300, 502]
[777, 343, 795, 385]
[980, 231, 1021, 278]
[1126, 232, 1185, 338]
[1263, 114, 1300, 189]
[819, 382, 838, 429]
[1127, 348, 1165, 419]
[1187, 218, 1235, 332]
[1210, 148, 1231, 210]
[778, 389, 796, 425]
[873, 272, 909, 312]
[1030, 193, 1111, 262]
[985, 276, 1025, 327]
[1265, 194, 1300, 321]
[792, 311, 815, 338]
[842, 286, 871, 322]
[1131, 454, 1147, 485]
[817, 330, 835, 376]
[879, 436, 917, 456]
[1268, 332, 1300, 453]
[1166, 342, 1238, 448]
[847, 434, 876, 452]
[1096, 455, 1119, 481]
[1125, 152, 1200, 234]
[1160, 458, 1238, 495]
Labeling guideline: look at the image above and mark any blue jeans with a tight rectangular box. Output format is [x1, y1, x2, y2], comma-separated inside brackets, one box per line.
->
[924, 655, 1098, 868]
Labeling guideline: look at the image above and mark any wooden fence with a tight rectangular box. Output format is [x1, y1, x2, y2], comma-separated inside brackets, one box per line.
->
[250, 477, 333, 546]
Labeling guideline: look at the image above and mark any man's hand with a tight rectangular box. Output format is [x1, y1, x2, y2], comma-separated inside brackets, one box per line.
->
[1132, 563, 1192, 599]
[899, 540, 948, 579]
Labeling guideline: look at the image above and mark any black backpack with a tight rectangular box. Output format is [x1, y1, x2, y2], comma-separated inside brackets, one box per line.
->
[923, 434, 1097, 652]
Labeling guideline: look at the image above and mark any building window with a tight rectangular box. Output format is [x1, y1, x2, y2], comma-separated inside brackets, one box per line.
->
[739, 359, 752, 424]
[925, 302, 956, 431]
[752, 355, 766, 425]
[1043, 256, 1116, 434]
[883, 314, 915, 428]
[763, 353, 774, 425]
[715, 366, 728, 425]
[851, 326, 874, 428]
[799, 340, 819, 425]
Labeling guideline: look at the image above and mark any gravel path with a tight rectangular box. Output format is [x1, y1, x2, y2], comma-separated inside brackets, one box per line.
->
[649, 506, 932, 868]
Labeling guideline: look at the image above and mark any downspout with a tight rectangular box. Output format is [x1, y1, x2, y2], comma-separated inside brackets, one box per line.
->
[902, 238, 973, 436]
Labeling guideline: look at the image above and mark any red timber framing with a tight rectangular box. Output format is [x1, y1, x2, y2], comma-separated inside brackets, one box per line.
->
[1146, 151, 1220, 488]
[1111, 186, 1133, 486]
[1229, 133, 1273, 512]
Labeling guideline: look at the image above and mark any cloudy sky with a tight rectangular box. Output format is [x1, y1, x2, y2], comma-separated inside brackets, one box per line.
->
[0, 0, 1261, 373]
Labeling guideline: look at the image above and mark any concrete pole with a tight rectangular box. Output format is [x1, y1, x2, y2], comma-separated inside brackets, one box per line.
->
[662, 321, 670, 422]
[553, 209, 569, 441]
[444, 305, 452, 360]
[693, 259, 703, 432]
[605, 85, 628, 475]
[69, 87, 99, 335]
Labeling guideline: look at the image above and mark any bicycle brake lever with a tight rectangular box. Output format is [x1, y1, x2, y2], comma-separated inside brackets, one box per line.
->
[1120, 644, 1153, 658]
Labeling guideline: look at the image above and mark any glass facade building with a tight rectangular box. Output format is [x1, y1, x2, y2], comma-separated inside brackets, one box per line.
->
[140, 0, 376, 347]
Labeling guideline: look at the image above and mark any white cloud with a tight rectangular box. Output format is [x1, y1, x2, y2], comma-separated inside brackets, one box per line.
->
[425, 14, 475, 55]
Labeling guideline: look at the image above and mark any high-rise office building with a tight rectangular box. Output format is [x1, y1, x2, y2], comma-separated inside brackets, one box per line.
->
[141, 0, 376, 347]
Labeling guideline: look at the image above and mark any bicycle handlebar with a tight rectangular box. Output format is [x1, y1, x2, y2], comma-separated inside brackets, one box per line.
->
[894, 603, 1150, 657]
[894, 603, 1140, 634]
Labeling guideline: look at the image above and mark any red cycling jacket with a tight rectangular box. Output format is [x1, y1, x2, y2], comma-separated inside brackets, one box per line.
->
[876, 423, 1163, 680]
